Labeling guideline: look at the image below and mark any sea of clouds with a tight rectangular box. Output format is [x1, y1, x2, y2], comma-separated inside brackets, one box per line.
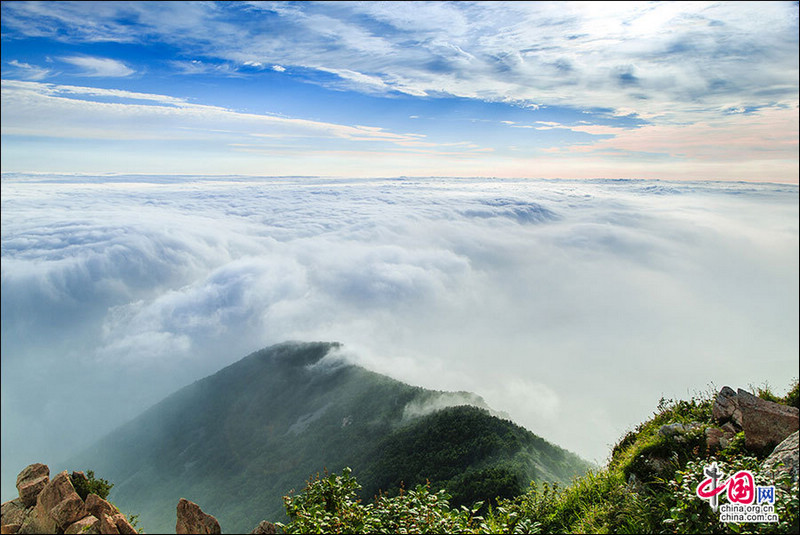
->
[1, 175, 797, 499]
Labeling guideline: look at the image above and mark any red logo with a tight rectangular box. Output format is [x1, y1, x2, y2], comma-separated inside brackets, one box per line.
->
[696, 462, 756, 508]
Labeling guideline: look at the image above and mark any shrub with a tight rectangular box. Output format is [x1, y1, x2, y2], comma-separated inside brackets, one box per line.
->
[782, 379, 799, 409]
[278, 467, 484, 534]
[71, 470, 113, 501]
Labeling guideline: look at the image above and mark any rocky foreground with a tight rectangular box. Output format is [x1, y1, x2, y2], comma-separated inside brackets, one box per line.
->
[0, 464, 281, 534]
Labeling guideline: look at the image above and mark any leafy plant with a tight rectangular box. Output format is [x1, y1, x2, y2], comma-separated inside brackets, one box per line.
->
[278, 467, 484, 534]
[71, 469, 114, 501]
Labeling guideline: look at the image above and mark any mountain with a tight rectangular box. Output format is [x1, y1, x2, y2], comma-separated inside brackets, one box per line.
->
[68, 342, 592, 533]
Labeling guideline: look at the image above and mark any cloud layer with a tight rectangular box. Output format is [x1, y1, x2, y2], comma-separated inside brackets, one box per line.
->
[1, 2, 797, 181]
[2, 175, 797, 500]
[2, 2, 797, 117]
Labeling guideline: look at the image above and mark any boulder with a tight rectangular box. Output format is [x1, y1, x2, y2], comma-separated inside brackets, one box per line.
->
[176, 498, 221, 535]
[1, 499, 27, 528]
[658, 421, 702, 441]
[251, 520, 279, 534]
[17, 478, 48, 509]
[65, 515, 99, 535]
[737, 389, 799, 451]
[762, 430, 799, 489]
[658, 422, 686, 437]
[85, 494, 118, 520]
[17, 493, 58, 533]
[712, 386, 742, 427]
[15, 465, 49, 489]
[35, 471, 86, 531]
[111, 514, 137, 535]
[705, 427, 724, 451]
[97, 513, 120, 534]
[17, 504, 56, 535]
[15, 464, 50, 507]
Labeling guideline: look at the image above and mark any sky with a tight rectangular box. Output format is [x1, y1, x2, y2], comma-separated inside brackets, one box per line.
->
[1, 0, 799, 504]
[0, 0, 798, 181]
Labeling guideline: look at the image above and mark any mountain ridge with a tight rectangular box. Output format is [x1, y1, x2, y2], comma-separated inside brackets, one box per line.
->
[67, 341, 592, 533]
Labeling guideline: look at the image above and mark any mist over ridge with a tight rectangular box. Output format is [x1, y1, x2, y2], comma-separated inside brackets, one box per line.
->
[64, 340, 593, 533]
[1, 175, 798, 502]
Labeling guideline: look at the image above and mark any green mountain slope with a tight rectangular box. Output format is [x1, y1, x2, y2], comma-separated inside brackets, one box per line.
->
[69, 342, 591, 533]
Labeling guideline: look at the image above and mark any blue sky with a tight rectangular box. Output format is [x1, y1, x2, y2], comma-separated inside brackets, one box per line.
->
[1, 1, 798, 180]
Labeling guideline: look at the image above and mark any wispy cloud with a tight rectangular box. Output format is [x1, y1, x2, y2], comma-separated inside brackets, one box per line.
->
[0, 80, 431, 147]
[60, 55, 135, 77]
[6, 60, 52, 81]
[2, 2, 796, 119]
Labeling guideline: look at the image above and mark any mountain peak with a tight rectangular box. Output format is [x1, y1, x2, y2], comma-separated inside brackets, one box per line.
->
[68, 342, 591, 533]
[249, 340, 343, 368]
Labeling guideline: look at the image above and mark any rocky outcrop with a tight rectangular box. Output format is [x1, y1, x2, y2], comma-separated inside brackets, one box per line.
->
[176, 498, 221, 535]
[1, 464, 137, 535]
[85, 494, 119, 520]
[3, 463, 264, 534]
[15, 464, 49, 509]
[35, 471, 87, 531]
[1, 500, 25, 534]
[64, 515, 100, 534]
[251, 520, 279, 534]
[736, 388, 799, 451]
[762, 430, 799, 489]
[710, 386, 799, 453]
[712, 386, 742, 428]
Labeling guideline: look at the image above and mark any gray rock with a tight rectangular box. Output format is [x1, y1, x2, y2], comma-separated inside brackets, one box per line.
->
[762, 430, 799, 490]
[721, 422, 739, 435]
[15, 464, 50, 508]
[712, 386, 742, 428]
[111, 513, 137, 535]
[17, 478, 48, 509]
[34, 471, 86, 531]
[65, 515, 99, 535]
[658, 423, 686, 437]
[1, 498, 28, 529]
[85, 494, 118, 521]
[97, 512, 120, 534]
[705, 427, 724, 451]
[1, 523, 23, 534]
[251, 520, 279, 534]
[176, 498, 221, 535]
[737, 389, 799, 451]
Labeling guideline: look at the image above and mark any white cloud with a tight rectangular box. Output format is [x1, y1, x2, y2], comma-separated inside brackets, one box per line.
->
[0, 80, 431, 146]
[1, 176, 797, 499]
[6, 60, 52, 81]
[2, 2, 796, 121]
[60, 55, 135, 77]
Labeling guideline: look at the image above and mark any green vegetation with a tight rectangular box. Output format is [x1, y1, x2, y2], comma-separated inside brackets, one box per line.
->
[70, 470, 113, 501]
[361, 405, 589, 511]
[752, 379, 799, 409]
[278, 381, 800, 534]
[279, 468, 484, 534]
